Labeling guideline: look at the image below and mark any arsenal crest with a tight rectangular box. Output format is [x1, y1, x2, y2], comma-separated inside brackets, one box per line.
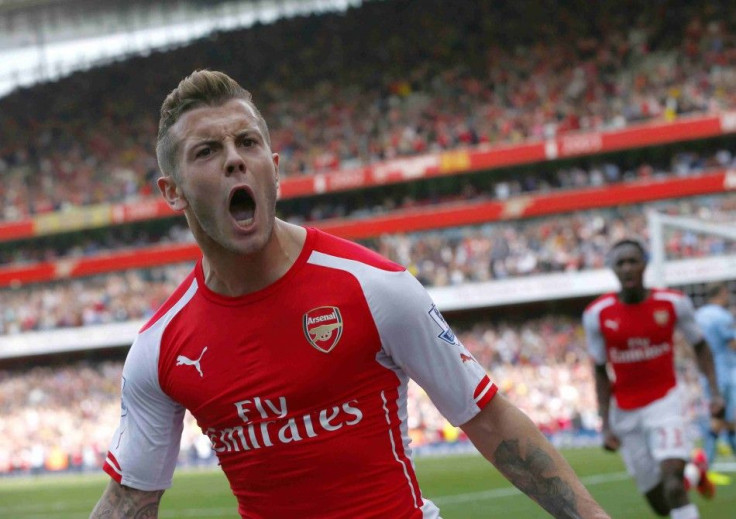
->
[653, 309, 670, 326]
[303, 306, 343, 353]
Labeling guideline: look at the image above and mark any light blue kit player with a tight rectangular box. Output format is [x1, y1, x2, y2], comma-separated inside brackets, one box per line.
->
[696, 282, 736, 464]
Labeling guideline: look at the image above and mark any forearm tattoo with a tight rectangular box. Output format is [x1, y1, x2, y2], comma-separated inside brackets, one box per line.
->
[91, 484, 163, 519]
[494, 439, 581, 518]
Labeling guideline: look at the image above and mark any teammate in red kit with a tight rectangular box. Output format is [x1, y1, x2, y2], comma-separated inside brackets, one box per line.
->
[89, 70, 610, 519]
[583, 239, 724, 519]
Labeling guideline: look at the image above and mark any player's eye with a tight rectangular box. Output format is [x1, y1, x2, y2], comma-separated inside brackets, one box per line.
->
[195, 147, 211, 158]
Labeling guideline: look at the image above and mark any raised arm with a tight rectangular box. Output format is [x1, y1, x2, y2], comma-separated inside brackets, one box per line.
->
[461, 394, 610, 519]
[90, 480, 164, 519]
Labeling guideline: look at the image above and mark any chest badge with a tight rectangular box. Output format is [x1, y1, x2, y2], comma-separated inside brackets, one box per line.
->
[653, 310, 670, 326]
[303, 306, 343, 353]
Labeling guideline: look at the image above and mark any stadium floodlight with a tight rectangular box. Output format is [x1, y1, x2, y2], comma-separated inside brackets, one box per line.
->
[646, 209, 736, 288]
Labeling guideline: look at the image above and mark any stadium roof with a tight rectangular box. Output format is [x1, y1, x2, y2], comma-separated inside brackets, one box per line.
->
[0, 0, 64, 11]
[0, 0, 245, 14]
[0, 0, 364, 98]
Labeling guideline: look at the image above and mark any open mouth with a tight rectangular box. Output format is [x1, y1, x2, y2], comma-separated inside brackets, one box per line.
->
[229, 187, 256, 227]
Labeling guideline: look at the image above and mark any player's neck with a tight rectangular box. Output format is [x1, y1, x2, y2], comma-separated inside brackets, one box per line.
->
[203, 221, 307, 297]
[619, 287, 648, 304]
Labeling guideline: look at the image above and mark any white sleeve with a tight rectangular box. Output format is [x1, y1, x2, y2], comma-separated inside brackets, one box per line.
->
[673, 294, 704, 345]
[307, 251, 496, 427]
[367, 270, 496, 427]
[583, 308, 607, 365]
[103, 330, 186, 491]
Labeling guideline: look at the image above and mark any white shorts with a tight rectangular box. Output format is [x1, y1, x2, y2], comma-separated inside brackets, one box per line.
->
[610, 386, 691, 493]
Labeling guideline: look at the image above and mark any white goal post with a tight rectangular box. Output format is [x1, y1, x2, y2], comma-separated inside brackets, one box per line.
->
[647, 209, 736, 288]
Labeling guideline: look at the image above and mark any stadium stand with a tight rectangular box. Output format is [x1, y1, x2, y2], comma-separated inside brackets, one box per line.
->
[1, 0, 735, 475]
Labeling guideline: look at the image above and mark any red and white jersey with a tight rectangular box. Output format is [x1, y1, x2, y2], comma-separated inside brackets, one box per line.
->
[103, 227, 496, 519]
[583, 288, 702, 410]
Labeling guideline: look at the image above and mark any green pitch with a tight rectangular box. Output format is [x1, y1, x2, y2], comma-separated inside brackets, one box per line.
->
[0, 448, 734, 518]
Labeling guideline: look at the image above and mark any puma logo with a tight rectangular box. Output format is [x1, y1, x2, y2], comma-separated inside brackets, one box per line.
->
[176, 347, 208, 377]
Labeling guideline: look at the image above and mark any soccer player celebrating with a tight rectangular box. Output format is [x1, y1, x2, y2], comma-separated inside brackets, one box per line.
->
[583, 239, 724, 519]
[89, 70, 610, 518]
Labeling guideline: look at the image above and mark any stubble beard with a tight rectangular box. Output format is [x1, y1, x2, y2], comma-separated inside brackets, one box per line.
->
[187, 186, 278, 257]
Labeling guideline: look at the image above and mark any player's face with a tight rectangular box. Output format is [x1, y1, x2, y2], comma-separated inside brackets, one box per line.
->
[160, 99, 279, 257]
[611, 244, 646, 291]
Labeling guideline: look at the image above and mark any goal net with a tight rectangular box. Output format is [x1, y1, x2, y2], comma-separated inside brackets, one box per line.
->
[647, 209, 736, 297]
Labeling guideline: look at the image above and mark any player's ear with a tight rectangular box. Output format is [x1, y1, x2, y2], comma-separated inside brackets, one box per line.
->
[158, 175, 188, 211]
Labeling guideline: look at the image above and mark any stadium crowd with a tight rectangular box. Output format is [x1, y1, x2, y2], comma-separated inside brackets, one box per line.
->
[373, 191, 736, 285]
[3, 191, 735, 335]
[3, 140, 733, 267]
[0, 265, 190, 334]
[1, 0, 735, 220]
[283, 144, 736, 224]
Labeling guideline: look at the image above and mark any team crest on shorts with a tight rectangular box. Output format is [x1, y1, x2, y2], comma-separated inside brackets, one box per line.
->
[303, 306, 343, 353]
[653, 309, 670, 326]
